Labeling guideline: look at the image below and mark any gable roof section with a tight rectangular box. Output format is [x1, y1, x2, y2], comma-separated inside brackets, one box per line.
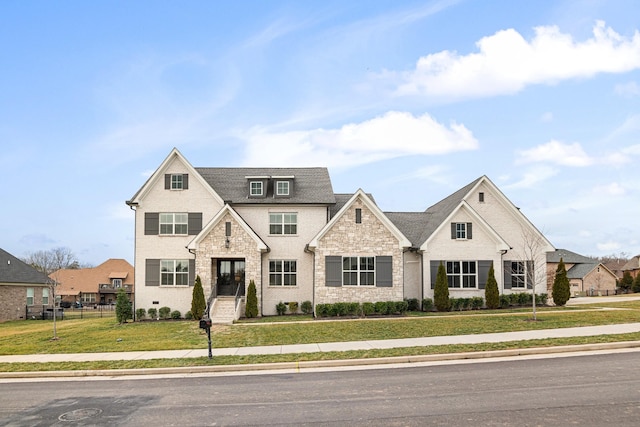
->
[420, 201, 510, 252]
[308, 189, 411, 250]
[0, 248, 50, 285]
[187, 204, 268, 252]
[420, 176, 554, 252]
[622, 255, 640, 271]
[126, 148, 224, 206]
[384, 212, 432, 248]
[195, 167, 336, 205]
[547, 248, 595, 264]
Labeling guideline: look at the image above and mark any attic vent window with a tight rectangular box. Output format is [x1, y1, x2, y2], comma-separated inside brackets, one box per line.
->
[355, 208, 362, 224]
[479, 192, 485, 202]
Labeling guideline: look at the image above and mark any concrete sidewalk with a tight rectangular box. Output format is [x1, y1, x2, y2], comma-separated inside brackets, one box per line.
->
[2, 323, 640, 364]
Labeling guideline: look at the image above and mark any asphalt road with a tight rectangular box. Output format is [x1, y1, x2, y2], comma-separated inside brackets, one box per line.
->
[1, 350, 640, 426]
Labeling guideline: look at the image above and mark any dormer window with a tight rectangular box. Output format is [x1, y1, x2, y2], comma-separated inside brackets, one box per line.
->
[250, 181, 263, 196]
[276, 181, 289, 196]
[164, 174, 189, 190]
[112, 278, 122, 288]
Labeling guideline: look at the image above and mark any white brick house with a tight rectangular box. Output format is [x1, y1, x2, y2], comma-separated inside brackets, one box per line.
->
[127, 148, 554, 319]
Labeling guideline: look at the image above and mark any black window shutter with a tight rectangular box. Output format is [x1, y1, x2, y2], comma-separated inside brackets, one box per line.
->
[451, 223, 456, 239]
[430, 260, 441, 289]
[376, 256, 392, 287]
[325, 256, 342, 287]
[467, 223, 473, 239]
[503, 261, 512, 289]
[189, 259, 195, 286]
[145, 259, 160, 286]
[526, 261, 534, 289]
[183, 174, 189, 189]
[188, 213, 203, 235]
[478, 260, 492, 289]
[164, 174, 171, 189]
[145, 213, 159, 235]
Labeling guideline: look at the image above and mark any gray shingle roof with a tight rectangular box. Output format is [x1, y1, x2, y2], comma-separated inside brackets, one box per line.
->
[547, 249, 595, 264]
[566, 263, 598, 279]
[195, 167, 336, 205]
[385, 212, 432, 247]
[0, 248, 50, 285]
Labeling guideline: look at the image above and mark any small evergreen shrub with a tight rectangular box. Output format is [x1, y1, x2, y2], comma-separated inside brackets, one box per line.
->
[288, 301, 299, 314]
[536, 293, 548, 306]
[406, 298, 420, 312]
[171, 310, 181, 320]
[517, 292, 531, 306]
[159, 306, 171, 319]
[374, 301, 388, 314]
[147, 307, 158, 319]
[450, 298, 462, 311]
[315, 304, 330, 317]
[135, 308, 146, 320]
[245, 280, 259, 318]
[191, 275, 206, 320]
[553, 258, 572, 305]
[499, 295, 510, 309]
[385, 301, 396, 315]
[434, 262, 450, 311]
[422, 298, 433, 312]
[276, 302, 287, 315]
[395, 300, 409, 314]
[484, 264, 500, 309]
[362, 302, 375, 316]
[347, 302, 361, 316]
[471, 297, 484, 310]
[508, 293, 520, 306]
[184, 311, 193, 320]
[301, 300, 313, 314]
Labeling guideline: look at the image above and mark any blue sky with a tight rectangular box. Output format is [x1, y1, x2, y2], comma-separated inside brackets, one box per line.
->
[2, 0, 639, 265]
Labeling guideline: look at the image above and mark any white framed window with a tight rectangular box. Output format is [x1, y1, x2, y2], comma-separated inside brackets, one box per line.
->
[26, 288, 34, 306]
[161, 260, 189, 286]
[160, 213, 188, 235]
[269, 260, 297, 286]
[446, 261, 477, 288]
[42, 288, 49, 305]
[81, 293, 97, 303]
[276, 181, 289, 196]
[112, 278, 122, 288]
[455, 223, 467, 239]
[343, 256, 375, 286]
[511, 261, 526, 288]
[250, 181, 263, 196]
[269, 213, 297, 235]
[171, 174, 184, 190]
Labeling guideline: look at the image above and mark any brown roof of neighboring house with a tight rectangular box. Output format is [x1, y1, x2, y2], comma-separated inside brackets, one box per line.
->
[51, 259, 133, 297]
[622, 255, 640, 271]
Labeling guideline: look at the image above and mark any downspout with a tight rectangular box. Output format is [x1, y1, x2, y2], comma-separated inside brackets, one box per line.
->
[500, 249, 509, 292]
[304, 244, 315, 318]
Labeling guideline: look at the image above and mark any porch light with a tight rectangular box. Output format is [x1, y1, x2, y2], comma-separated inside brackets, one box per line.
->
[225, 238, 230, 249]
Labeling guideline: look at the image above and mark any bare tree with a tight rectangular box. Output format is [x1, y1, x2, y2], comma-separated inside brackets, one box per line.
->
[23, 247, 78, 340]
[517, 227, 552, 321]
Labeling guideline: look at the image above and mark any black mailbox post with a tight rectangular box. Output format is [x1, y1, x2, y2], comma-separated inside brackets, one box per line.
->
[199, 317, 213, 359]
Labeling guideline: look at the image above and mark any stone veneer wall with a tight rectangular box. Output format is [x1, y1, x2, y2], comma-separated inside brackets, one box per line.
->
[194, 212, 263, 315]
[314, 198, 403, 305]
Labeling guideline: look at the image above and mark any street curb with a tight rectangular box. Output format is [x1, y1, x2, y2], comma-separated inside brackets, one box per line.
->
[2, 341, 640, 379]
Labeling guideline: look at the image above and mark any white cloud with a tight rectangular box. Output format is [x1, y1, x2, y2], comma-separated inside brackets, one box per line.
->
[503, 165, 557, 189]
[391, 21, 640, 99]
[615, 81, 640, 97]
[593, 182, 626, 196]
[241, 111, 479, 167]
[597, 241, 621, 252]
[540, 112, 554, 122]
[517, 140, 593, 167]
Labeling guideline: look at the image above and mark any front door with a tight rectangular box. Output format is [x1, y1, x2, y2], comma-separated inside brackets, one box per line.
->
[217, 259, 246, 296]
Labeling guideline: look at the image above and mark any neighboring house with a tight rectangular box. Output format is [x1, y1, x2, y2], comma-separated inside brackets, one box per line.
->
[547, 249, 618, 297]
[621, 255, 640, 280]
[127, 148, 555, 320]
[53, 259, 134, 306]
[0, 248, 52, 322]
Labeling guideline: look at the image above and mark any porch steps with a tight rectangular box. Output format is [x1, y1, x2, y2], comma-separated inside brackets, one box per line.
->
[210, 297, 237, 325]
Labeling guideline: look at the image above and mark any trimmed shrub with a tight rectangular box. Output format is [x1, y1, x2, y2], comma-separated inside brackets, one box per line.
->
[518, 292, 531, 306]
[374, 301, 388, 314]
[406, 298, 420, 312]
[508, 293, 520, 306]
[484, 264, 499, 309]
[147, 308, 158, 319]
[552, 258, 571, 306]
[362, 302, 375, 316]
[499, 294, 510, 309]
[171, 310, 181, 320]
[471, 297, 484, 310]
[634, 274, 640, 293]
[115, 288, 132, 324]
[191, 275, 206, 320]
[395, 300, 409, 314]
[276, 301, 287, 315]
[159, 306, 171, 320]
[135, 308, 146, 320]
[434, 262, 450, 311]
[422, 298, 433, 312]
[347, 302, 361, 316]
[385, 301, 395, 315]
[301, 300, 313, 315]
[184, 311, 193, 320]
[245, 280, 259, 318]
[288, 301, 299, 314]
[316, 304, 330, 317]
[620, 271, 633, 293]
[536, 293, 548, 306]
[450, 298, 462, 311]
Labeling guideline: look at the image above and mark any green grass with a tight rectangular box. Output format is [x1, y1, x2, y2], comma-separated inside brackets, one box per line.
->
[1, 300, 639, 372]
